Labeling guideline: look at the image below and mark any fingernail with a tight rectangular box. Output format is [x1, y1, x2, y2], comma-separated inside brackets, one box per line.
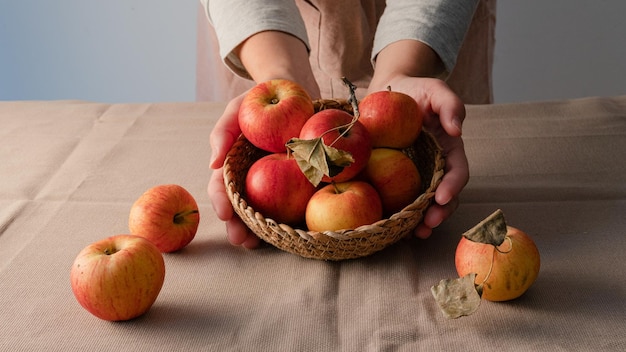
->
[452, 116, 462, 134]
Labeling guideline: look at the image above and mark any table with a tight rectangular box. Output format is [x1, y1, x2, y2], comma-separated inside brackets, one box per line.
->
[1, 97, 625, 351]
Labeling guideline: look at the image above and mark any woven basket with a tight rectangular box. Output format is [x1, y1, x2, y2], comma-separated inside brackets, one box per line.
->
[223, 99, 445, 260]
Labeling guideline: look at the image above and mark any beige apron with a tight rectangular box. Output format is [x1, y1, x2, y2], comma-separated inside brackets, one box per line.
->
[196, 0, 495, 104]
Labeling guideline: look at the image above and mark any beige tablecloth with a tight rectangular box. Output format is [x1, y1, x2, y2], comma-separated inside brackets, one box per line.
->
[1, 97, 625, 351]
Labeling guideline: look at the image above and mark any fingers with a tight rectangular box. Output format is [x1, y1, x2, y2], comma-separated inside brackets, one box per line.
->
[414, 196, 460, 239]
[208, 168, 234, 221]
[209, 94, 246, 169]
[208, 168, 262, 248]
[226, 218, 259, 248]
[421, 79, 466, 137]
[435, 139, 469, 206]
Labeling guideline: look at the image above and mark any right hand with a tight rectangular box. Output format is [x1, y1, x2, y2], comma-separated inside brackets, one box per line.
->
[207, 93, 262, 249]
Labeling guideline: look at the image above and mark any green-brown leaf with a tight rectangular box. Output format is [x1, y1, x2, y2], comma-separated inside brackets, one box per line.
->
[286, 137, 354, 187]
[462, 209, 508, 246]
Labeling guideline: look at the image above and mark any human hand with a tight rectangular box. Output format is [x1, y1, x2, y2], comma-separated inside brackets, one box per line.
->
[208, 93, 262, 249]
[367, 76, 470, 239]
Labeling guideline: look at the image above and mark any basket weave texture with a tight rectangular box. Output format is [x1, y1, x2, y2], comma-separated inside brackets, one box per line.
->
[223, 99, 445, 260]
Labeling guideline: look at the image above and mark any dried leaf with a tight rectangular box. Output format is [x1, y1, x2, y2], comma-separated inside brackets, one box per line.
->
[462, 209, 508, 246]
[431, 273, 482, 319]
[286, 137, 354, 187]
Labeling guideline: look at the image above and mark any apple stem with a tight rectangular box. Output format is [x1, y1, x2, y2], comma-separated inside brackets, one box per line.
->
[342, 77, 360, 119]
[173, 209, 199, 225]
[331, 182, 341, 194]
[480, 236, 513, 287]
[495, 236, 513, 254]
[314, 77, 362, 148]
[315, 77, 361, 148]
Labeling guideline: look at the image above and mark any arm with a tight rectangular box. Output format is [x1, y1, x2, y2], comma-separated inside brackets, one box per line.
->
[203, 0, 321, 248]
[372, 0, 480, 76]
[369, 0, 479, 238]
[202, 0, 319, 97]
[235, 31, 320, 99]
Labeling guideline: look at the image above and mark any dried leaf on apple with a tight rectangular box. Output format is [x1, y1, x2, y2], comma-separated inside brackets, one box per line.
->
[431, 273, 482, 319]
[462, 209, 508, 246]
[286, 137, 354, 187]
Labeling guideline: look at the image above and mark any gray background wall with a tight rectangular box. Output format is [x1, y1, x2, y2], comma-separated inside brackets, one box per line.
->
[1, 1, 625, 104]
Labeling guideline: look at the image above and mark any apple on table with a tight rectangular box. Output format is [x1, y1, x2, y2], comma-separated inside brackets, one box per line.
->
[128, 184, 200, 253]
[70, 235, 166, 321]
[456, 222, 541, 302]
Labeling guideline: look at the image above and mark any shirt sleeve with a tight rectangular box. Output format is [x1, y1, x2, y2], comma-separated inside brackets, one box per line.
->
[372, 0, 480, 74]
[201, 0, 310, 79]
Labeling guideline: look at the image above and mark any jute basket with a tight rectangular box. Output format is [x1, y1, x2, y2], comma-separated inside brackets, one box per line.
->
[223, 99, 445, 260]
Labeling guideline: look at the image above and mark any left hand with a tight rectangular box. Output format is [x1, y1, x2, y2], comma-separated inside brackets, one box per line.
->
[368, 75, 469, 238]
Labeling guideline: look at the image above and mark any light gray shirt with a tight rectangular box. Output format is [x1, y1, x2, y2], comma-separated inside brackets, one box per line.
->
[201, 0, 479, 97]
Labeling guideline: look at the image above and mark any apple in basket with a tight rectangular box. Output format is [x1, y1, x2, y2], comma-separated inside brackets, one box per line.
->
[245, 153, 318, 225]
[129, 184, 200, 253]
[298, 108, 372, 183]
[358, 147, 422, 215]
[239, 79, 315, 153]
[70, 235, 165, 321]
[305, 181, 383, 232]
[358, 88, 423, 149]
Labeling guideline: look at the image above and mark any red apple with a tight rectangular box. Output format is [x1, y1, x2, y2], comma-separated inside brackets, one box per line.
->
[70, 235, 166, 321]
[455, 226, 541, 301]
[239, 79, 315, 153]
[129, 184, 200, 253]
[358, 89, 422, 148]
[299, 108, 371, 183]
[359, 148, 422, 215]
[305, 181, 383, 232]
[245, 153, 317, 225]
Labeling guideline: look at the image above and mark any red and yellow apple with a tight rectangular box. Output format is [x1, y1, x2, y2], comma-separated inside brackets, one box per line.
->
[239, 79, 315, 153]
[359, 148, 422, 215]
[70, 235, 166, 321]
[455, 226, 541, 301]
[358, 89, 422, 148]
[299, 108, 372, 183]
[305, 181, 383, 232]
[129, 184, 200, 253]
[245, 153, 317, 225]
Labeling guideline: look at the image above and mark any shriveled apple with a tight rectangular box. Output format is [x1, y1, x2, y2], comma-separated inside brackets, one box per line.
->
[431, 209, 541, 319]
[455, 210, 541, 302]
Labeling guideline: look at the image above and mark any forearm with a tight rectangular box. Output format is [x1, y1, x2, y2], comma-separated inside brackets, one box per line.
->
[372, 0, 479, 75]
[369, 39, 445, 91]
[235, 31, 320, 99]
